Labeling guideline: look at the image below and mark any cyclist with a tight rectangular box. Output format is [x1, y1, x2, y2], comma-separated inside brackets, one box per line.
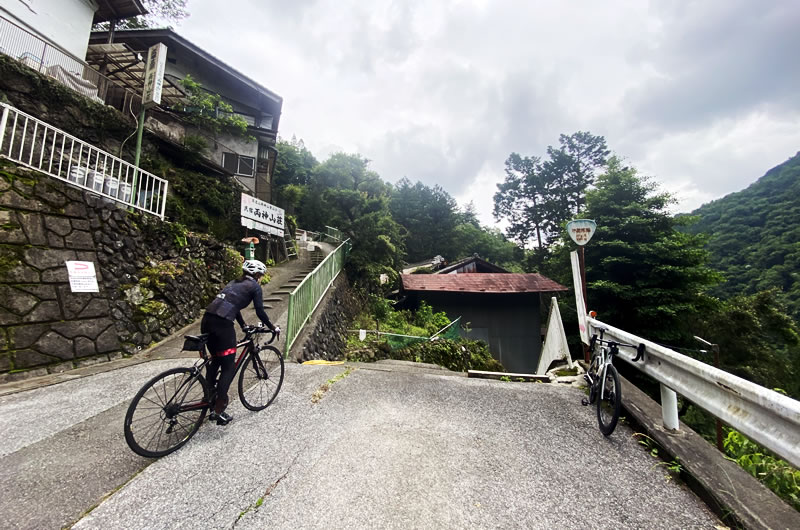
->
[201, 259, 276, 425]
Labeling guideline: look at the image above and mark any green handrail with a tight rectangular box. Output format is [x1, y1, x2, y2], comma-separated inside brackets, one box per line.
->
[285, 239, 352, 356]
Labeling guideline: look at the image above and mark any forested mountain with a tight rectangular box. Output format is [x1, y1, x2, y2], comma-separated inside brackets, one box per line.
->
[686, 152, 800, 320]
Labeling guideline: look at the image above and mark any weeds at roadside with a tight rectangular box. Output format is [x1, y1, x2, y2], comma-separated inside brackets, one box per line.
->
[311, 367, 354, 404]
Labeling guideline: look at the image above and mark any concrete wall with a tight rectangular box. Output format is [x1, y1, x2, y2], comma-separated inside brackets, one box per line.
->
[1, 0, 97, 60]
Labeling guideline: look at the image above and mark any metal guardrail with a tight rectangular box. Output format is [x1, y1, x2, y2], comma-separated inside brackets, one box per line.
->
[0, 103, 168, 218]
[584, 316, 800, 468]
[285, 239, 352, 356]
[0, 14, 142, 112]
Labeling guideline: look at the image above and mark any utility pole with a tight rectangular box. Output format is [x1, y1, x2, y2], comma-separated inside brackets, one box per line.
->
[694, 335, 724, 452]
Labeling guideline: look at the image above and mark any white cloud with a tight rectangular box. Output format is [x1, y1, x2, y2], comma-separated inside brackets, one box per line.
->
[178, 0, 800, 226]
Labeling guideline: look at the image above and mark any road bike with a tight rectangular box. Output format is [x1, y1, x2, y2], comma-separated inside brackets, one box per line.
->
[124, 325, 284, 458]
[581, 326, 644, 436]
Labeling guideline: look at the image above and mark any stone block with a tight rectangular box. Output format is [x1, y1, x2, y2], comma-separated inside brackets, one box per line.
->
[0, 352, 9, 371]
[74, 355, 107, 369]
[40, 267, 68, 283]
[34, 182, 67, 208]
[17, 211, 47, 245]
[44, 215, 72, 236]
[34, 331, 74, 360]
[47, 232, 65, 248]
[0, 189, 42, 211]
[13, 349, 57, 369]
[16, 284, 57, 300]
[51, 318, 108, 340]
[65, 230, 95, 250]
[56, 286, 93, 319]
[8, 323, 49, 349]
[24, 247, 77, 270]
[96, 325, 121, 353]
[0, 307, 21, 326]
[71, 219, 90, 230]
[47, 361, 75, 374]
[63, 201, 88, 217]
[3, 367, 49, 381]
[3, 225, 27, 244]
[107, 351, 124, 362]
[0, 285, 39, 315]
[74, 336, 97, 356]
[0, 328, 6, 351]
[26, 301, 63, 322]
[78, 298, 111, 319]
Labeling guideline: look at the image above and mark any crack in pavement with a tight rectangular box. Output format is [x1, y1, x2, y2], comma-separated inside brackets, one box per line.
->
[231, 454, 300, 528]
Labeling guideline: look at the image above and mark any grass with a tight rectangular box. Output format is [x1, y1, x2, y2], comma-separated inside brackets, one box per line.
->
[311, 367, 354, 404]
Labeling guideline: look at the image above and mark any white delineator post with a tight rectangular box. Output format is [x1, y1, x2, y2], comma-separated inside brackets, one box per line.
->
[660, 386, 680, 431]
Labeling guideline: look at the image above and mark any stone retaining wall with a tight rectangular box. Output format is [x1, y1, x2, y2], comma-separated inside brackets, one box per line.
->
[297, 274, 362, 362]
[0, 162, 239, 381]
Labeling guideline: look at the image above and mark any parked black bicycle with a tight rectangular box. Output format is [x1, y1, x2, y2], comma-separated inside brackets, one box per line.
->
[581, 326, 645, 436]
[124, 324, 284, 457]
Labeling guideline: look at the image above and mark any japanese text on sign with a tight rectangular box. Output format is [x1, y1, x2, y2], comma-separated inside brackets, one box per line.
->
[142, 43, 167, 108]
[566, 219, 596, 246]
[240, 193, 285, 237]
[65, 261, 99, 293]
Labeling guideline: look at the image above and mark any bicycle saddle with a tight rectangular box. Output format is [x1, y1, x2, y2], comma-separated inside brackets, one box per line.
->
[182, 333, 210, 351]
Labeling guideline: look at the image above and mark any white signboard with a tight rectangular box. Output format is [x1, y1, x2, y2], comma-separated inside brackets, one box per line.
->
[240, 193, 285, 237]
[566, 219, 596, 246]
[65, 261, 99, 293]
[142, 43, 167, 108]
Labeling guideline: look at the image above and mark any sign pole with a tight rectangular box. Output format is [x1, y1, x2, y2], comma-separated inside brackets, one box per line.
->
[131, 107, 146, 208]
[566, 219, 597, 362]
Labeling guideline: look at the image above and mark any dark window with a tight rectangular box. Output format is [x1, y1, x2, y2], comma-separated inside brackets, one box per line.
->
[222, 153, 256, 177]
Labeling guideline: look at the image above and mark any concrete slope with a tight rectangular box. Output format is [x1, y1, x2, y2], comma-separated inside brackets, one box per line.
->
[2, 361, 719, 529]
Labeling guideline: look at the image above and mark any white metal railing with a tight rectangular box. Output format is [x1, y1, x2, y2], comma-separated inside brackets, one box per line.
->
[0, 14, 142, 112]
[0, 103, 168, 218]
[569, 253, 800, 468]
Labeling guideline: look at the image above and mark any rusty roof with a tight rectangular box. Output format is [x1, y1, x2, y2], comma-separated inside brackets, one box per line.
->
[400, 273, 568, 294]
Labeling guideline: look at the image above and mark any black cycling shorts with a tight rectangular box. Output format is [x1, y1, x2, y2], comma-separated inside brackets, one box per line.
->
[200, 313, 236, 355]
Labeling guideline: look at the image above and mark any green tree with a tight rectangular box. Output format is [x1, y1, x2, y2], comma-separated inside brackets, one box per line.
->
[120, 0, 189, 28]
[273, 137, 317, 214]
[494, 132, 608, 249]
[390, 178, 458, 262]
[584, 157, 720, 342]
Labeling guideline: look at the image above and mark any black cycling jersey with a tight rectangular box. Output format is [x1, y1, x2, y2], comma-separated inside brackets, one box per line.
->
[205, 276, 272, 328]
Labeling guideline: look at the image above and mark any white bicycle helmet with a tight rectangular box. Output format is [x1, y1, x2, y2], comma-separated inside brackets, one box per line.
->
[242, 259, 267, 276]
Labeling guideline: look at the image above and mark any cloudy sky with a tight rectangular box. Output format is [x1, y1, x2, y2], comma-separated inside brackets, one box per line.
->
[178, 0, 800, 224]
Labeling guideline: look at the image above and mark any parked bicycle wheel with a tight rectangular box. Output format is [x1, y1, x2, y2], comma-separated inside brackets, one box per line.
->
[238, 345, 285, 411]
[124, 367, 210, 458]
[596, 364, 622, 436]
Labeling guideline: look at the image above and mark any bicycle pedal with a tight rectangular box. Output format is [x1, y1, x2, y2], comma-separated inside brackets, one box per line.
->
[581, 398, 590, 406]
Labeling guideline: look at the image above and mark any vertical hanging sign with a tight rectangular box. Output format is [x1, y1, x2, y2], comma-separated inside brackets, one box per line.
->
[142, 43, 167, 108]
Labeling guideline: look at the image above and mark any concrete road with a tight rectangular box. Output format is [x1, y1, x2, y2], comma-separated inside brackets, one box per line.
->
[1, 360, 719, 529]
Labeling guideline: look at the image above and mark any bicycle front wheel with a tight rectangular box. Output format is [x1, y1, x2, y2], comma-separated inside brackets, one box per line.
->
[596, 364, 622, 436]
[238, 345, 285, 411]
[124, 367, 210, 458]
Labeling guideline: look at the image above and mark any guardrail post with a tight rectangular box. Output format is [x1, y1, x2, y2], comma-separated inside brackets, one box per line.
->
[660, 384, 680, 431]
[0, 105, 9, 150]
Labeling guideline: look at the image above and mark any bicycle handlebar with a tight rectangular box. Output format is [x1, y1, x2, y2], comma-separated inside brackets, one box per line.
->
[589, 333, 646, 362]
[241, 324, 280, 344]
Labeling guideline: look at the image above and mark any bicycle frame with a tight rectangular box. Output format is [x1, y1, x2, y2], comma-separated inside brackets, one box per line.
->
[173, 338, 258, 414]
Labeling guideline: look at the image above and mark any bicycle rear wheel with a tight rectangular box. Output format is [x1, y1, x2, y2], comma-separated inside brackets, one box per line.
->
[238, 345, 284, 411]
[124, 367, 210, 458]
[596, 364, 622, 436]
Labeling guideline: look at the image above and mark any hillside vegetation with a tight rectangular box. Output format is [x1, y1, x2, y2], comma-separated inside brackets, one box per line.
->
[686, 152, 800, 320]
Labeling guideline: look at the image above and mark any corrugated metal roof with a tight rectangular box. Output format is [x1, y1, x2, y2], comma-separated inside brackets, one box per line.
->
[400, 273, 568, 294]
